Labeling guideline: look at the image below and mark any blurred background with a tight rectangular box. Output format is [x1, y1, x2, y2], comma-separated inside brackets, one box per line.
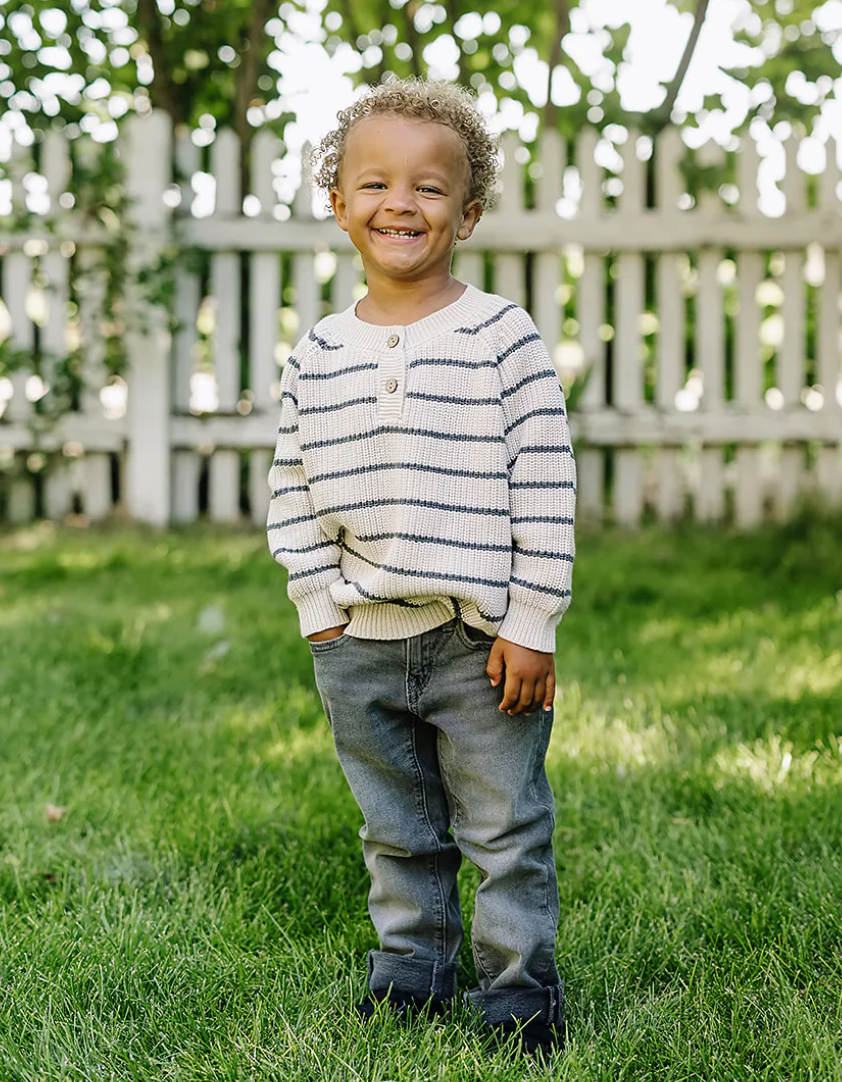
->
[2, 6, 842, 1076]
[0, 0, 840, 527]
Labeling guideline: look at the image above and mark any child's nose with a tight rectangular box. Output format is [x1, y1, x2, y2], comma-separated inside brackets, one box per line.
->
[383, 186, 416, 212]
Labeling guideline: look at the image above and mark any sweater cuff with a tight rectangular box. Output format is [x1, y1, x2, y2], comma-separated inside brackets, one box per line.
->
[294, 589, 349, 638]
[498, 599, 559, 654]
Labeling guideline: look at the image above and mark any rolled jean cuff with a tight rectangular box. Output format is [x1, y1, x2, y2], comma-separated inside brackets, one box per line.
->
[367, 951, 458, 1001]
[467, 982, 564, 1026]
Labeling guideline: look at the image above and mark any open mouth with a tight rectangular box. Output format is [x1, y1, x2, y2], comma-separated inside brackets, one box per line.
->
[374, 228, 423, 238]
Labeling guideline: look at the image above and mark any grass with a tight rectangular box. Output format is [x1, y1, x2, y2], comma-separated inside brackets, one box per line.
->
[1, 514, 841, 1081]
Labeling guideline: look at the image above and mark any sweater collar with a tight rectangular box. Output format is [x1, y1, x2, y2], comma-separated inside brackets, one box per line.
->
[332, 283, 483, 352]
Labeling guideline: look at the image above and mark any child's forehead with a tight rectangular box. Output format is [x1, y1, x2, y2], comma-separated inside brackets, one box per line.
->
[344, 114, 465, 164]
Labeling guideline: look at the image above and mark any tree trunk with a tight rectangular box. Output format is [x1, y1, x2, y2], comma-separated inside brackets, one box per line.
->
[136, 0, 185, 126]
[543, 0, 571, 131]
[234, 0, 272, 203]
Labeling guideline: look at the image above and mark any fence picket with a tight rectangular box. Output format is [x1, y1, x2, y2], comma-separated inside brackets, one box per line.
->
[816, 241, 842, 506]
[654, 129, 686, 522]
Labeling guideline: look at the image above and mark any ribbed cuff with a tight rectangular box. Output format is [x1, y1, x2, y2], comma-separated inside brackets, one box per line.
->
[498, 599, 559, 654]
[294, 589, 349, 638]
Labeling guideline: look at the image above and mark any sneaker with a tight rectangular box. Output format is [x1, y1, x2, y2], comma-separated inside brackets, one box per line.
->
[355, 992, 450, 1022]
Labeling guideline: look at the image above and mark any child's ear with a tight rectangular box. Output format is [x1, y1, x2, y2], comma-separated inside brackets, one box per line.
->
[457, 199, 483, 242]
[330, 188, 349, 231]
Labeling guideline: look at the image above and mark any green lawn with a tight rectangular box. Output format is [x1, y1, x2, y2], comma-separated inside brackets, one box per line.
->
[1, 516, 841, 1081]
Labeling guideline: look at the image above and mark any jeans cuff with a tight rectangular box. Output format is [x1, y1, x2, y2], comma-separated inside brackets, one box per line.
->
[466, 982, 564, 1026]
[367, 951, 458, 1001]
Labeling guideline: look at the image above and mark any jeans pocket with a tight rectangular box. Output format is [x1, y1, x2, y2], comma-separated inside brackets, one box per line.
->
[455, 621, 495, 651]
[308, 632, 350, 655]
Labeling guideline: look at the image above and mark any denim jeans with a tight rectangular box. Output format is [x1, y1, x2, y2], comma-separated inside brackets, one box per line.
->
[310, 617, 563, 1026]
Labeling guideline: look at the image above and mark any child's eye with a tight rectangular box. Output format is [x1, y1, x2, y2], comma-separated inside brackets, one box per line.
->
[418, 186, 443, 195]
[361, 182, 385, 190]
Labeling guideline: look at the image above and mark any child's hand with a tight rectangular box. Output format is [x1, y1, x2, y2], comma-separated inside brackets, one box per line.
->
[307, 625, 347, 642]
[487, 638, 555, 716]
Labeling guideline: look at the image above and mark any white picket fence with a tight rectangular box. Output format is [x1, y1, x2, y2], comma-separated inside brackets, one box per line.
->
[1, 110, 841, 529]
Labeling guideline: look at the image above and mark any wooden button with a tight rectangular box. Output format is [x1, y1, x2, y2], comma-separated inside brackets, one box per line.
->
[386, 378, 398, 393]
[387, 334, 400, 347]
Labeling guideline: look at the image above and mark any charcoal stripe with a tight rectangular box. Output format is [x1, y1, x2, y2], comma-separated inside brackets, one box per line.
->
[288, 564, 340, 583]
[455, 304, 517, 335]
[409, 357, 497, 371]
[317, 496, 510, 518]
[511, 515, 574, 525]
[517, 444, 573, 455]
[272, 539, 337, 557]
[497, 333, 541, 363]
[406, 390, 499, 406]
[272, 456, 303, 467]
[281, 390, 298, 406]
[308, 462, 508, 485]
[342, 544, 509, 589]
[285, 356, 300, 371]
[510, 576, 572, 599]
[300, 427, 505, 451]
[300, 363, 378, 381]
[309, 330, 343, 351]
[513, 545, 575, 561]
[505, 407, 567, 436]
[298, 395, 377, 416]
[268, 514, 324, 530]
[510, 480, 576, 490]
[352, 530, 511, 553]
[270, 484, 309, 498]
[500, 369, 559, 398]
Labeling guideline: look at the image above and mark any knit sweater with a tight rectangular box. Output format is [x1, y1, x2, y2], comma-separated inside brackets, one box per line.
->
[266, 283, 576, 654]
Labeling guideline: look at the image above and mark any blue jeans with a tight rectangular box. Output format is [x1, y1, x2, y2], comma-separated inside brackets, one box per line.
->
[310, 617, 563, 1027]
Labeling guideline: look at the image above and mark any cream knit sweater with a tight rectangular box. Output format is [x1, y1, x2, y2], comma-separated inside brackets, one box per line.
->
[267, 284, 576, 654]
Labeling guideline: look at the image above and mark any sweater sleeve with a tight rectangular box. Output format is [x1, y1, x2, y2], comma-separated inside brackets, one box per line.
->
[495, 308, 576, 653]
[266, 347, 349, 637]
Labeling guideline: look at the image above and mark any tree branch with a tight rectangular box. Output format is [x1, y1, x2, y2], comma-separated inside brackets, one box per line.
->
[543, 0, 571, 130]
[653, 0, 711, 133]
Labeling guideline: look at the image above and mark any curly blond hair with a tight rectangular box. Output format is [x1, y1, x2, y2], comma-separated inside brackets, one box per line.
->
[312, 78, 500, 209]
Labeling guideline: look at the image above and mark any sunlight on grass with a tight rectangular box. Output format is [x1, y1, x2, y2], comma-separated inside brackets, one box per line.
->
[1, 517, 841, 1081]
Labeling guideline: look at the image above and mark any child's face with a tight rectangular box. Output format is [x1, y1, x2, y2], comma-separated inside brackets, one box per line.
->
[330, 115, 482, 287]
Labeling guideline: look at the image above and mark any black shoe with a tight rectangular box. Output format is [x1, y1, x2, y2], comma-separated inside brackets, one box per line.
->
[355, 992, 449, 1022]
[490, 1016, 565, 1059]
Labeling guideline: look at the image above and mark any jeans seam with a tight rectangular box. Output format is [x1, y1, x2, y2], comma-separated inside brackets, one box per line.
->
[409, 718, 448, 969]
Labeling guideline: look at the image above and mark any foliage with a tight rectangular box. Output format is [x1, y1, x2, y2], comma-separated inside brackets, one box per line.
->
[719, 0, 842, 135]
[0, 0, 839, 149]
[0, 517, 841, 1078]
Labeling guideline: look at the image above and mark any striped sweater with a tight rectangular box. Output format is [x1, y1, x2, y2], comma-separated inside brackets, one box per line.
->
[267, 283, 576, 654]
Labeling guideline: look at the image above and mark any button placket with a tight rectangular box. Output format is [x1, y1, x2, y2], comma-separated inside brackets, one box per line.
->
[378, 332, 405, 419]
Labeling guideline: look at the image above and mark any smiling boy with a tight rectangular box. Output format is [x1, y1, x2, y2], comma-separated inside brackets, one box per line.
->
[267, 79, 576, 1058]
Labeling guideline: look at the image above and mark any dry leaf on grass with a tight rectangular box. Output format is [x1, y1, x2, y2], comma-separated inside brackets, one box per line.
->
[45, 803, 67, 822]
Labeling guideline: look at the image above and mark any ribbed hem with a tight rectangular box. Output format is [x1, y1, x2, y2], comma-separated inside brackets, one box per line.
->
[294, 589, 349, 638]
[345, 599, 455, 640]
[368, 951, 458, 1001]
[466, 983, 564, 1026]
[498, 599, 559, 653]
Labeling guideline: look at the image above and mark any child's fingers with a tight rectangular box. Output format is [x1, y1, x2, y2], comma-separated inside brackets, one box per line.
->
[525, 678, 546, 715]
[486, 642, 505, 687]
[499, 669, 521, 712]
[506, 677, 535, 715]
[543, 670, 556, 711]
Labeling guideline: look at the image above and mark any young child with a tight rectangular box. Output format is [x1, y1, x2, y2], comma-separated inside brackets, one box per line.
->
[267, 78, 575, 1058]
